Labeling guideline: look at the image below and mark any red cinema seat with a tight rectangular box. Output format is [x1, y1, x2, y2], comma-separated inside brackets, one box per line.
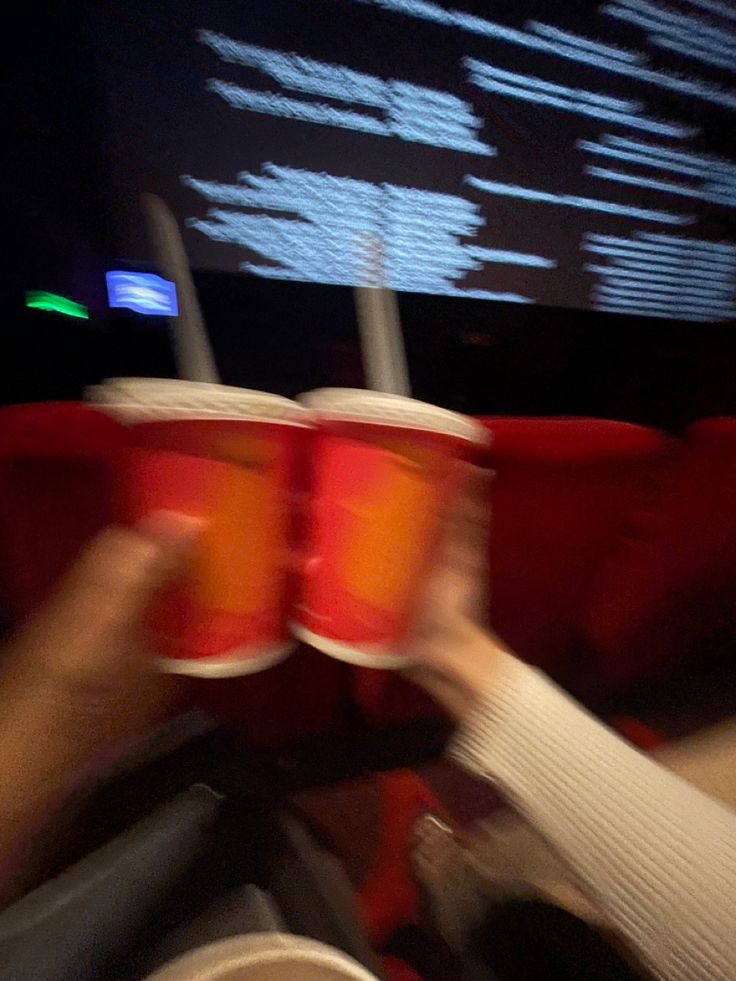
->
[352, 417, 670, 727]
[480, 417, 672, 678]
[0, 402, 125, 624]
[583, 418, 736, 690]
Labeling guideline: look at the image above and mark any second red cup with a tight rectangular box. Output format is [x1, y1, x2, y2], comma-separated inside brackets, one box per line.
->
[291, 389, 488, 668]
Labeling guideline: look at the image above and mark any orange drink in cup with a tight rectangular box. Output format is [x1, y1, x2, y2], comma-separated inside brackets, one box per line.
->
[89, 379, 311, 676]
[292, 389, 488, 668]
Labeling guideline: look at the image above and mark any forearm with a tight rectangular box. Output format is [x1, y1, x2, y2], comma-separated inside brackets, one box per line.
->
[449, 651, 736, 981]
[0, 671, 114, 902]
[0, 518, 196, 906]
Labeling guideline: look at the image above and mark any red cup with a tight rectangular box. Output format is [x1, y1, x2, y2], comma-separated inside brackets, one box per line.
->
[88, 379, 312, 677]
[291, 389, 488, 668]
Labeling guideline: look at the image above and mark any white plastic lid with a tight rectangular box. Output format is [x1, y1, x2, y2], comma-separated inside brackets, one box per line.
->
[87, 378, 312, 427]
[299, 388, 487, 444]
[144, 934, 379, 980]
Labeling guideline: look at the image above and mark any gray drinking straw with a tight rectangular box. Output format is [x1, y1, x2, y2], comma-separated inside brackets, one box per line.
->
[141, 193, 220, 383]
[353, 237, 411, 397]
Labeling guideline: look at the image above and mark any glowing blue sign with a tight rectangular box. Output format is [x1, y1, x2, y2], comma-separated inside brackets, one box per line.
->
[106, 271, 178, 316]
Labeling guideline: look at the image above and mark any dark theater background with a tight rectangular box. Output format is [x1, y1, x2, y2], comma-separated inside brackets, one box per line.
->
[5, 0, 736, 429]
[4, 7, 736, 980]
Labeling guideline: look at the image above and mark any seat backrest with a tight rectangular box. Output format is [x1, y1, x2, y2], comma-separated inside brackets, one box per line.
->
[0, 402, 124, 623]
[352, 417, 671, 728]
[583, 418, 736, 690]
[481, 417, 672, 677]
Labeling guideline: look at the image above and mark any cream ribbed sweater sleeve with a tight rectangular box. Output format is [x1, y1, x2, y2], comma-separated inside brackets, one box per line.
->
[449, 657, 736, 981]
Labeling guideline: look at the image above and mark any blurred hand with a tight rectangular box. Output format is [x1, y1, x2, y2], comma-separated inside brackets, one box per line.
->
[2, 512, 200, 747]
[0, 512, 202, 901]
[404, 464, 513, 721]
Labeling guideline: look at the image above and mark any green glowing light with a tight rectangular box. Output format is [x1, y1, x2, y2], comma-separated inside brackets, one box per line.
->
[25, 291, 89, 320]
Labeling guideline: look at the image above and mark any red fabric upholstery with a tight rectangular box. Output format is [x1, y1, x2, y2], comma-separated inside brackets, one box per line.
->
[481, 418, 671, 675]
[583, 418, 736, 689]
[357, 770, 443, 948]
[380, 957, 424, 981]
[0, 403, 125, 621]
[352, 418, 670, 727]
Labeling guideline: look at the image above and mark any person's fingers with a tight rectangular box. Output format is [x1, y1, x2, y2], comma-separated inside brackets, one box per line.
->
[11, 513, 202, 680]
[446, 465, 491, 560]
[447, 463, 493, 540]
[137, 509, 205, 553]
[428, 462, 492, 621]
